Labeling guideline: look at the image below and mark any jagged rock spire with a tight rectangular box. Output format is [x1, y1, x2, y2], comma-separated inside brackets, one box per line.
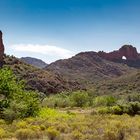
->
[0, 30, 4, 67]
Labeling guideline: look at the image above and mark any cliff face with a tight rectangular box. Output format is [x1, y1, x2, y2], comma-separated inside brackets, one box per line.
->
[0, 31, 4, 67]
[98, 45, 140, 61]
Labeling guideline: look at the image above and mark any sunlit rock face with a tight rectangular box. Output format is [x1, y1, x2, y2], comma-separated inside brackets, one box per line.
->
[98, 45, 140, 61]
[0, 31, 4, 67]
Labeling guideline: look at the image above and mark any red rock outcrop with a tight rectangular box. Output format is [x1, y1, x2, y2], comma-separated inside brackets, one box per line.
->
[98, 45, 140, 61]
[0, 31, 4, 66]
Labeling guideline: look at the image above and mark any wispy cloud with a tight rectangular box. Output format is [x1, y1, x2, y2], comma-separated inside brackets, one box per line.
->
[11, 44, 74, 62]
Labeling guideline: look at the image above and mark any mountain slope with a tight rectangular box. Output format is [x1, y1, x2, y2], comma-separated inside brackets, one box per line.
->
[21, 57, 47, 68]
[4, 55, 82, 94]
[95, 70, 140, 95]
[45, 51, 135, 86]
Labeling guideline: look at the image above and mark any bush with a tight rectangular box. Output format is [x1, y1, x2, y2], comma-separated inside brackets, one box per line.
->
[42, 91, 92, 108]
[93, 96, 117, 107]
[70, 91, 91, 107]
[110, 106, 123, 115]
[16, 121, 28, 129]
[122, 102, 140, 115]
[3, 91, 40, 122]
[97, 102, 140, 115]
[97, 107, 111, 114]
[42, 94, 71, 108]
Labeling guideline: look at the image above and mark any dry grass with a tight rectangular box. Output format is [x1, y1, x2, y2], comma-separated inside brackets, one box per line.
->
[0, 108, 140, 140]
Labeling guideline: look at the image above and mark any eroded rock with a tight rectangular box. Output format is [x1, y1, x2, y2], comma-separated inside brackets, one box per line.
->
[98, 45, 140, 61]
[0, 31, 4, 67]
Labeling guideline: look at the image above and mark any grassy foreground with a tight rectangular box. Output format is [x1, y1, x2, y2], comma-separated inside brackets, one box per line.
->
[0, 107, 140, 140]
[0, 66, 140, 140]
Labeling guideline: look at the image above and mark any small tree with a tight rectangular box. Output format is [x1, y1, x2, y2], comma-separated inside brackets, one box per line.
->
[0, 67, 40, 122]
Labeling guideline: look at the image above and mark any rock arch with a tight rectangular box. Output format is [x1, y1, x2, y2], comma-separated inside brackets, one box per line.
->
[98, 45, 139, 61]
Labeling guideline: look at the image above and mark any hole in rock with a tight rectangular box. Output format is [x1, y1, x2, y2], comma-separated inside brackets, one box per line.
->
[122, 56, 127, 60]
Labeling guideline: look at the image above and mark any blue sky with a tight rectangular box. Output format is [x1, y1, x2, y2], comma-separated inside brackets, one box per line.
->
[0, 0, 140, 63]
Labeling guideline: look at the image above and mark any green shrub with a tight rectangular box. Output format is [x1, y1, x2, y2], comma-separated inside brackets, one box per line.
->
[97, 107, 111, 114]
[98, 102, 140, 115]
[3, 91, 40, 122]
[122, 102, 140, 115]
[70, 91, 91, 107]
[93, 96, 117, 107]
[42, 91, 91, 108]
[42, 94, 71, 108]
[16, 121, 28, 129]
[110, 106, 123, 115]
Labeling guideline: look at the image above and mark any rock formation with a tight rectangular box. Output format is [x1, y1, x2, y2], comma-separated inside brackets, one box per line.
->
[0, 31, 4, 67]
[98, 45, 140, 68]
[98, 45, 140, 61]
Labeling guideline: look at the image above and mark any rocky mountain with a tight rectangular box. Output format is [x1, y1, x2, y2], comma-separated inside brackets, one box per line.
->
[0, 31, 4, 67]
[4, 55, 82, 94]
[0, 31, 82, 94]
[45, 51, 135, 86]
[21, 57, 48, 68]
[1, 30, 139, 95]
[98, 45, 140, 68]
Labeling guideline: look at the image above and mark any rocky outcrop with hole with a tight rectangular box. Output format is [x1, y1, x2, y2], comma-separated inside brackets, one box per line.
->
[98, 45, 140, 68]
[98, 45, 140, 61]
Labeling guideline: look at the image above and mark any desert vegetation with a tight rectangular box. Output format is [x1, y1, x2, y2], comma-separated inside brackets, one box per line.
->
[0, 67, 140, 139]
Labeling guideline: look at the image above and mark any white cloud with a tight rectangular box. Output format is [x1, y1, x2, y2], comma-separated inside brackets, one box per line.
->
[11, 44, 74, 61]
[12, 44, 73, 58]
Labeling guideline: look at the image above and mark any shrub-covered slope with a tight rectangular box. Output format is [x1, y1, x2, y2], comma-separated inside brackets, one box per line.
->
[46, 52, 135, 86]
[3, 55, 82, 94]
[95, 70, 140, 95]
